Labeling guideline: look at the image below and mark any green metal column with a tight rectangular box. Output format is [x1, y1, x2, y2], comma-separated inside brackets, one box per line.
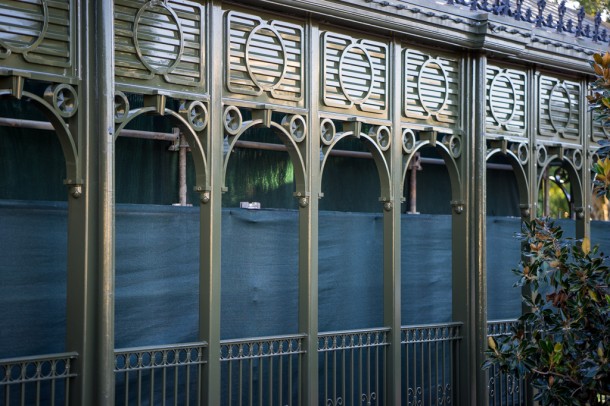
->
[384, 37, 402, 405]
[576, 76, 591, 240]
[199, 1, 222, 404]
[300, 18, 319, 406]
[454, 51, 488, 406]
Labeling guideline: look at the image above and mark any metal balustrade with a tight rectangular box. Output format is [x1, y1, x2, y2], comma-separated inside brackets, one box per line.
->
[114, 342, 207, 406]
[487, 320, 529, 406]
[0, 352, 77, 406]
[220, 334, 305, 406]
[401, 322, 462, 406]
[318, 328, 389, 406]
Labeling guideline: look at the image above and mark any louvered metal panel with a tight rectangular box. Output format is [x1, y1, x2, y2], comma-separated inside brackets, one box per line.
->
[404, 48, 460, 129]
[322, 31, 388, 117]
[225, 10, 303, 104]
[486, 66, 527, 138]
[538, 75, 580, 143]
[591, 110, 608, 144]
[0, 0, 73, 76]
[114, 0, 205, 93]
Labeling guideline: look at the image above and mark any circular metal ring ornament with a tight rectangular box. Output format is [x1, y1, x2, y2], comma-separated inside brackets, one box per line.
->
[536, 145, 547, 167]
[186, 101, 208, 132]
[0, 0, 49, 53]
[571, 149, 583, 170]
[45, 84, 78, 118]
[114, 92, 130, 123]
[320, 118, 336, 146]
[281, 115, 307, 142]
[512, 142, 529, 165]
[133, 0, 184, 75]
[402, 129, 416, 154]
[444, 134, 462, 159]
[369, 126, 391, 151]
[223, 106, 243, 136]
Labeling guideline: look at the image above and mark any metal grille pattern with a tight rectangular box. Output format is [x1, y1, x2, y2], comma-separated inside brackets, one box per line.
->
[486, 66, 527, 137]
[220, 334, 305, 406]
[226, 10, 303, 102]
[322, 32, 388, 116]
[404, 49, 460, 127]
[401, 323, 462, 406]
[114, 0, 206, 89]
[0, 0, 72, 69]
[114, 342, 207, 406]
[0, 352, 77, 406]
[487, 320, 528, 406]
[318, 328, 389, 406]
[538, 76, 580, 141]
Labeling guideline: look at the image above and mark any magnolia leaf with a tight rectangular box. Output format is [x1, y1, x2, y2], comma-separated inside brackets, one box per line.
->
[594, 53, 604, 65]
[595, 63, 604, 76]
[488, 336, 497, 351]
[603, 51, 610, 67]
[582, 237, 591, 255]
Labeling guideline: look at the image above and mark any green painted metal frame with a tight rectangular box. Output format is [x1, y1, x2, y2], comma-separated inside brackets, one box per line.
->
[0, 0, 602, 405]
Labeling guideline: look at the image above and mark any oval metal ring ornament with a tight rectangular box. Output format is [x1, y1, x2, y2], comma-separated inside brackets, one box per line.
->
[223, 106, 243, 136]
[0, 0, 49, 53]
[516, 143, 529, 165]
[134, 0, 185, 75]
[338, 44, 375, 105]
[114, 92, 130, 123]
[571, 149, 583, 170]
[245, 24, 288, 92]
[187, 101, 208, 132]
[549, 83, 573, 132]
[402, 129, 416, 154]
[490, 72, 517, 126]
[537, 145, 547, 167]
[45, 84, 78, 118]
[320, 119, 336, 146]
[417, 57, 449, 117]
[370, 126, 391, 151]
[444, 134, 462, 159]
[282, 115, 307, 142]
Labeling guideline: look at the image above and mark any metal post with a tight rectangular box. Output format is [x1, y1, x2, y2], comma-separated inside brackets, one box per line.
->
[383, 38, 403, 405]
[178, 134, 187, 206]
[300, 18, 320, 406]
[199, 1, 222, 404]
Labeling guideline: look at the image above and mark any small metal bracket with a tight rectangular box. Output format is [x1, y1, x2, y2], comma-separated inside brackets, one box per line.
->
[574, 206, 585, 219]
[450, 200, 465, 214]
[144, 92, 168, 116]
[64, 179, 84, 199]
[194, 186, 210, 203]
[294, 191, 310, 208]
[519, 203, 531, 218]
[547, 144, 564, 161]
[0, 70, 30, 100]
[252, 104, 273, 128]
[344, 117, 364, 137]
[489, 137, 508, 154]
[418, 127, 437, 147]
[379, 197, 393, 212]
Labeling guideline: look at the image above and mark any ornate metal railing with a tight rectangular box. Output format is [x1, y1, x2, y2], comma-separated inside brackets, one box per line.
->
[0, 352, 78, 406]
[114, 342, 207, 406]
[401, 322, 462, 406]
[318, 327, 390, 406]
[487, 319, 529, 406]
[220, 334, 306, 406]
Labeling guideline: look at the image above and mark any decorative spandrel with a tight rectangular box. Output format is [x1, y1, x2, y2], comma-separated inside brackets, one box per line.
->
[538, 75, 580, 142]
[404, 49, 459, 129]
[225, 10, 303, 105]
[322, 31, 388, 118]
[0, 0, 73, 76]
[486, 66, 527, 137]
[114, 0, 205, 93]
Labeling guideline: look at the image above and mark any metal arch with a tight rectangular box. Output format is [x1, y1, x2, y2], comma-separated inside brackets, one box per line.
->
[221, 118, 308, 195]
[320, 130, 392, 201]
[486, 148, 530, 210]
[537, 156, 584, 210]
[0, 89, 80, 184]
[114, 107, 209, 191]
[400, 140, 462, 206]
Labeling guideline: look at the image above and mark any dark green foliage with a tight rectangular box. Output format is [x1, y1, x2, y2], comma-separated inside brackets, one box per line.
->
[484, 219, 610, 405]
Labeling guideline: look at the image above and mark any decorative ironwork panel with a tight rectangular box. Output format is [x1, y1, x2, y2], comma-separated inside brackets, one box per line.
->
[225, 10, 303, 105]
[114, 342, 207, 406]
[591, 110, 608, 144]
[486, 65, 527, 137]
[0, 0, 74, 76]
[401, 323, 462, 406]
[220, 334, 305, 406]
[538, 75, 580, 143]
[0, 352, 77, 405]
[404, 48, 460, 129]
[114, 0, 206, 93]
[322, 31, 388, 117]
